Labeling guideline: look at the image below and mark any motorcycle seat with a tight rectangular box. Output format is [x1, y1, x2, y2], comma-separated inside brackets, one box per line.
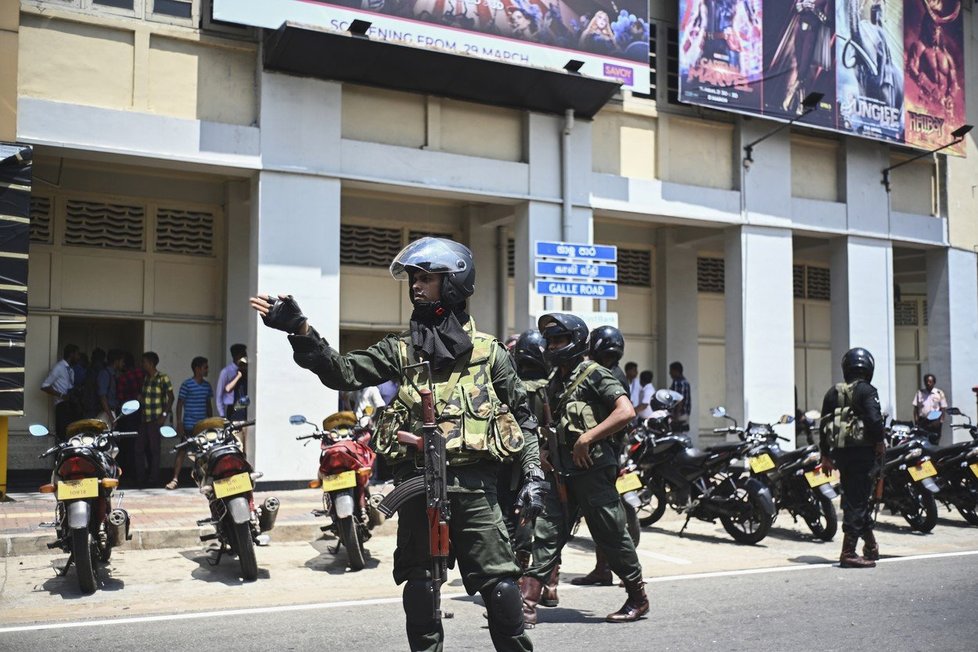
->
[773, 445, 816, 464]
[704, 441, 744, 454]
[929, 441, 975, 462]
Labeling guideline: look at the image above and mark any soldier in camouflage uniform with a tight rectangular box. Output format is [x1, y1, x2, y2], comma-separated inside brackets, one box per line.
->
[520, 313, 649, 626]
[250, 237, 548, 652]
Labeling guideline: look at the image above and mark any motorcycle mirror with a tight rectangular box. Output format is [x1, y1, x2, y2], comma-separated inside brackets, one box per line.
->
[28, 424, 49, 437]
[778, 414, 794, 425]
[160, 426, 178, 439]
[947, 407, 962, 416]
[710, 406, 726, 418]
[289, 415, 307, 426]
[121, 400, 140, 416]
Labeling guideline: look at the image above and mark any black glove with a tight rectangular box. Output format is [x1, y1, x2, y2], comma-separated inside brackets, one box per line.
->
[262, 295, 307, 334]
[515, 465, 549, 524]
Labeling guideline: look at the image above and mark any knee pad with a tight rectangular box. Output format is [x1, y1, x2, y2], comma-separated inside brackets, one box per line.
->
[402, 580, 436, 630]
[484, 578, 524, 637]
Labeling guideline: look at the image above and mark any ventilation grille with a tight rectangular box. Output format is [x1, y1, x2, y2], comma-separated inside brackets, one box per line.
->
[340, 225, 402, 267]
[408, 230, 453, 242]
[29, 196, 52, 244]
[618, 248, 651, 287]
[806, 267, 830, 300]
[64, 199, 144, 250]
[793, 265, 804, 299]
[155, 208, 214, 256]
[895, 300, 918, 326]
[507, 238, 515, 278]
[922, 299, 928, 326]
[666, 26, 680, 105]
[632, 25, 656, 100]
[697, 257, 725, 293]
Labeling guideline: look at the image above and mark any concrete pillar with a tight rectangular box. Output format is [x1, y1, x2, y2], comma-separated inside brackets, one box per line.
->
[224, 180, 251, 355]
[465, 207, 505, 338]
[656, 228, 700, 440]
[927, 248, 978, 441]
[830, 237, 896, 416]
[251, 72, 343, 482]
[724, 225, 796, 445]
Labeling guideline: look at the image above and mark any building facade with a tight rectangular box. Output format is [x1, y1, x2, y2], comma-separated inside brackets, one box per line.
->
[6, 0, 978, 481]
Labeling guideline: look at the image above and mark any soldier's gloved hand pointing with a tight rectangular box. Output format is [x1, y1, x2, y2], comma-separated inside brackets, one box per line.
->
[258, 294, 308, 334]
[515, 466, 549, 526]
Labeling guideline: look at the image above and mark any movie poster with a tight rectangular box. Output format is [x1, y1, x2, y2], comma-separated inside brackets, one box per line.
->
[903, 0, 965, 152]
[762, 0, 836, 128]
[835, 0, 905, 142]
[678, 0, 765, 111]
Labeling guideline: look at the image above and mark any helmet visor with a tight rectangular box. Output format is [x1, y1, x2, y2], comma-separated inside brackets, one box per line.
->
[390, 237, 470, 281]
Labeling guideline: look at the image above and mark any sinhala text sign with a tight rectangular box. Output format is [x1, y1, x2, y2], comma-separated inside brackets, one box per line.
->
[678, 0, 967, 153]
[214, 0, 650, 93]
[534, 240, 618, 300]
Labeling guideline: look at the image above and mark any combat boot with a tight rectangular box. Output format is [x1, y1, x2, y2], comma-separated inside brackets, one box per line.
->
[519, 576, 544, 628]
[839, 532, 875, 568]
[862, 529, 880, 561]
[540, 565, 560, 607]
[571, 549, 613, 585]
[606, 578, 650, 623]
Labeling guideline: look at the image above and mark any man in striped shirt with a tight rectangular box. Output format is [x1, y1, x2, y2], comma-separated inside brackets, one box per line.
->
[167, 356, 214, 489]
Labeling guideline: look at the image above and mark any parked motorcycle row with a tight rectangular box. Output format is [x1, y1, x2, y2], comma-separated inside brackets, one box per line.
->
[29, 397, 978, 594]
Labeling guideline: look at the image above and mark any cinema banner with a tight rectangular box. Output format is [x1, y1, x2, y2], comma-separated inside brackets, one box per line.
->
[214, 0, 651, 93]
[678, 0, 966, 154]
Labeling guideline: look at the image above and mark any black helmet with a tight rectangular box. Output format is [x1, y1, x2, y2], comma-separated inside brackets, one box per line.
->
[588, 325, 624, 364]
[842, 347, 875, 382]
[390, 237, 475, 306]
[513, 329, 549, 378]
[538, 313, 589, 366]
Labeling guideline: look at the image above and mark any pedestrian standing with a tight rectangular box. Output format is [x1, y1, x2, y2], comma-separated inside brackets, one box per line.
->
[216, 343, 247, 420]
[136, 352, 173, 487]
[251, 237, 545, 652]
[521, 313, 647, 627]
[115, 352, 145, 485]
[96, 350, 124, 423]
[912, 374, 947, 443]
[669, 361, 692, 432]
[635, 371, 656, 419]
[168, 356, 214, 489]
[624, 361, 640, 408]
[819, 347, 885, 568]
[40, 344, 80, 442]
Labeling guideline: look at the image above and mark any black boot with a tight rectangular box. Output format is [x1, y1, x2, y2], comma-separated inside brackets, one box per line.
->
[840, 532, 875, 568]
[862, 529, 879, 561]
[606, 578, 650, 623]
[571, 549, 612, 585]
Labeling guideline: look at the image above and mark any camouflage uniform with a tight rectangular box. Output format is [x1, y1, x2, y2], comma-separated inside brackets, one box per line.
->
[289, 319, 538, 652]
[524, 360, 643, 586]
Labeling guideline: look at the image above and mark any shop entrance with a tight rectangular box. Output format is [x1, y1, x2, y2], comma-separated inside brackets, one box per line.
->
[58, 317, 144, 366]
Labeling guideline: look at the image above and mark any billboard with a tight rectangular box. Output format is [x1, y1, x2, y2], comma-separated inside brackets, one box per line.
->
[678, 0, 966, 153]
[213, 0, 650, 93]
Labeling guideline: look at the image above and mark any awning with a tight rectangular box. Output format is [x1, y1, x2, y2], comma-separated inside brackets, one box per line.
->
[263, 22, 621, 119]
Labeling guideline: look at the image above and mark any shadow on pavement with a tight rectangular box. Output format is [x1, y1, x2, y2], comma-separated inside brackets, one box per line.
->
[638, 525, 769, 547]
[786, 555, 835, 565]
[303, 538, 380, 574]
[38, 560, 126, 598]
[179, 549, 271, 584]
[767, 524, 835, 543]
[872, 519, 929, 535]
[936, 516, 976, 529]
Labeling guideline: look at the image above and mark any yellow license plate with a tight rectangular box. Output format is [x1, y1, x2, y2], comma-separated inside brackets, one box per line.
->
[749, 454, 776, 474]
[971, 463, 978, 479]
[57, 477, 99, 500]
[804, 466, 833, 488]
[616, 472, 642, 494]
[213, 472, 253, 499]
[908, 460, 937, 482]
[322, 470, 357, 492]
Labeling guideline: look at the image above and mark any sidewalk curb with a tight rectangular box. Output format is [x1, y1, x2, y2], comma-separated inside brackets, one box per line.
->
[1, 519, 396, 558]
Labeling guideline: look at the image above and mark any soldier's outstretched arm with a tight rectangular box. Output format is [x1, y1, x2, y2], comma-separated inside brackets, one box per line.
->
[250, 293, 400, 391]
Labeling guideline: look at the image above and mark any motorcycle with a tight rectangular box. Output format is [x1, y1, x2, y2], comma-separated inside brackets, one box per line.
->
[625, 404, 776, 544]
[31, 400, 141, 594]
[291, 411, 380, 571]
[738, 412, 839, 541]
[166, 411, 279, 581]
[877, 417, 941, 532]
[922, 407, 978, 525]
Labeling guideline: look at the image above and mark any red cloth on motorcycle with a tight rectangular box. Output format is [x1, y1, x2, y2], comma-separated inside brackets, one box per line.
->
[320, 438, 375, 475]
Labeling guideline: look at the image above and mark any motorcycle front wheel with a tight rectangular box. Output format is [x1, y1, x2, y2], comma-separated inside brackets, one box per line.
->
[720, 484, 774, 544]
[637, 476, 667, 526]
[902, 486, 938, 533]
[803, 492, 838, 542]
[338, 516, 366, 571]
[231, 520, 259, 581]
[71, 527, 97, 594]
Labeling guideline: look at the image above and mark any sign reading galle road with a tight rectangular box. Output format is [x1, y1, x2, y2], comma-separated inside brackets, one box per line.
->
[534, 239, 618, 301]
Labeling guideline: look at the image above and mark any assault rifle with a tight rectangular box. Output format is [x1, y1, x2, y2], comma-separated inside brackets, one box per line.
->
[377, 370, 450, 623]
[539, 389, 570, 526]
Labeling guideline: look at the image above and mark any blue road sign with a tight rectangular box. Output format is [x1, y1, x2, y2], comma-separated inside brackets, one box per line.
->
[535, 260, 617, 281]
[536, 279, 618, 300]
[535, 241, 617, 262]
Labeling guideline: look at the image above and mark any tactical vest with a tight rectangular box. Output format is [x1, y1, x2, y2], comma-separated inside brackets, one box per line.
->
[373, 327, 524, 464]
[825, 381, 867, 450]
[522, 377, 550, 430]
[552, 361, 616, 474]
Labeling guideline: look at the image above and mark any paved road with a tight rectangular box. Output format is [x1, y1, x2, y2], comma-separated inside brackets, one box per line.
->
[2, 552, 976, 651]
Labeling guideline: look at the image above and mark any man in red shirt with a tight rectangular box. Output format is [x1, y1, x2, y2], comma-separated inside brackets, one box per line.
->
[115, 351, 145, 487]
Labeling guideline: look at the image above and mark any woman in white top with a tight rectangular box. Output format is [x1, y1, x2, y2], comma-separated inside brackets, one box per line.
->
[635, 370, 656, 420]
